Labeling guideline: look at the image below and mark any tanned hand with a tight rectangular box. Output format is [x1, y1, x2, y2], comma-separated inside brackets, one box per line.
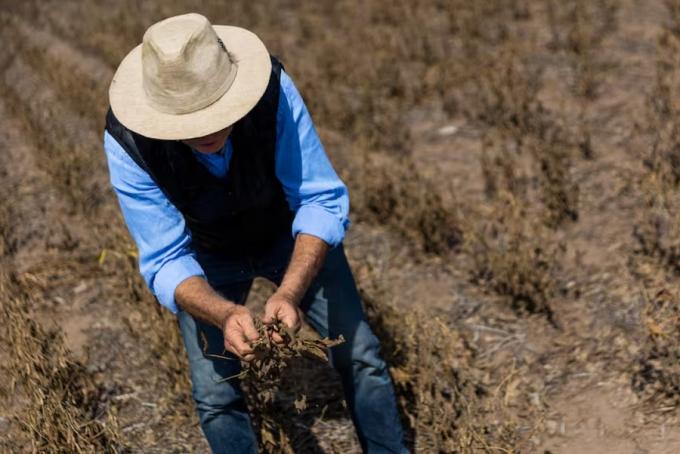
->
[263, 233, 329, 343]
[176, 234, 329, 354]
[175, 276, 259, 361]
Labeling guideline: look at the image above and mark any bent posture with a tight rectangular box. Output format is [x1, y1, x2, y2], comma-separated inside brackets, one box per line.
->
[104, 13, 407, 453]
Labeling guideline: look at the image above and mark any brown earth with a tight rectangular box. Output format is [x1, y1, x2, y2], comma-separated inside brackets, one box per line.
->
[1, 0, 680, 452]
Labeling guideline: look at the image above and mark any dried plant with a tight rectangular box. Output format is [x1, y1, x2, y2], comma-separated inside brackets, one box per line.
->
[465, 192, 564, 322]
[0, 274, 123, 453]
[546, 0, 619, 96]
[202, 318, 344, 453]
[664, 0, 680, 37]
[350, 153, 462, 256]
[202, 319, 343, 387]
[634, 15, 680, 275]
[466, 47, 549, 147]
[632, 287, 680, 407]
[527, 138, 580, 227]
[362, 285, 524, 453]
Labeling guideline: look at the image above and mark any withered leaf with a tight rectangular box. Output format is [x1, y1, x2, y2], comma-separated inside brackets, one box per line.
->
[294, 394, 307, 413]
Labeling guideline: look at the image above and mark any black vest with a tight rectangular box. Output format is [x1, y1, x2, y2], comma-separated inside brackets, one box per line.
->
[105, 57, 294, 258]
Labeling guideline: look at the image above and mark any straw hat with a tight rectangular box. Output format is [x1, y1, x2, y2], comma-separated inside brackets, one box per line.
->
[109, 13, 271, 140]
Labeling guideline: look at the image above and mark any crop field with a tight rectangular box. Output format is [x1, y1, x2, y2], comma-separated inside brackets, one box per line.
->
[1, 0, 680, 452]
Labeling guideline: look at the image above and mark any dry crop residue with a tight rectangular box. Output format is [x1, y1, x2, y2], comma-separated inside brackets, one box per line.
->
[201, 319, 344, 453]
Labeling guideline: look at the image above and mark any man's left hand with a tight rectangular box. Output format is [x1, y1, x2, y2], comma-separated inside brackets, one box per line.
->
[263, 292, 302, 343]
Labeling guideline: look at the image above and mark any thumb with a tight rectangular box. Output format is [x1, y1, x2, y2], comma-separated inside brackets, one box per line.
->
[280, 309, 297, 329]
[238, 315, 260, 343]
[263, 301, 279, 324]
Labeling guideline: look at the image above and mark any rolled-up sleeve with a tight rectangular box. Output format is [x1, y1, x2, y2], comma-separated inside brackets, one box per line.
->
[104, 131, 205, 313]
[275, 70, 350, 247]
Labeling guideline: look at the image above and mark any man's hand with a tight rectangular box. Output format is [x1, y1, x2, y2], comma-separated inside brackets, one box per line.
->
[263, 292, 302, 343]
[262, 233, 329, 343]
[222, 305, 260, 361]
[175, 276, 261, 362]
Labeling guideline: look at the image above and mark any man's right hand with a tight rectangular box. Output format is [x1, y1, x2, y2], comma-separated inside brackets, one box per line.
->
[175, 276, 261, 362]
[221, 305, 260, 361]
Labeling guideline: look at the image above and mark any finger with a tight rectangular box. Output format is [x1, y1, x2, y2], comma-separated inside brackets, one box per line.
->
[271, 331, 284, 344]
[280, 311, 300, 331]
[262, 303, 278, 324]
[229, 333, 254, 357]
[224, 339, 238, 357]
[226, 342, 253, 362]
[238, 317, 260, 342]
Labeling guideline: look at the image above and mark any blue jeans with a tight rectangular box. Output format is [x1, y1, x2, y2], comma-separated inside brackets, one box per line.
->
[177, 235, 408, 453]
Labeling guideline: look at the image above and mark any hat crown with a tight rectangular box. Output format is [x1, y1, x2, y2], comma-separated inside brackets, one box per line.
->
[141, 13, 237, 114]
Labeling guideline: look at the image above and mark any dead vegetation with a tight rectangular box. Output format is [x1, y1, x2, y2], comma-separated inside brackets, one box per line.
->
[667, 0, 680, 37]
[466, 44, 579, 229]
[0, 273, 122, 453]
[214, 319, 344, 385]
[633, 2, 680, 276]
[0, 46, 107, 212]
[462, 45, 572, 317]
[629, 0, 680, 415]
[546, 0, 620, 160]
[464, 192, 564, 322]
[0, 12, 198, 449]
[0, 0, 553, 450]
[200, 318, 344, 453]
[350, 153, 462, 255]
[546, 0, 619, 98]
[632, 287, 680, 407]
[361, 283, 526, 453]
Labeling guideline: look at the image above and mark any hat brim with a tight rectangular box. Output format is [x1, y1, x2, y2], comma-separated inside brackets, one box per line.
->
[109, 25, 272, 140]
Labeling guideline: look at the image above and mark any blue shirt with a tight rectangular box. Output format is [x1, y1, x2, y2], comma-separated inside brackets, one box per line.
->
[104, 70, 350, 313]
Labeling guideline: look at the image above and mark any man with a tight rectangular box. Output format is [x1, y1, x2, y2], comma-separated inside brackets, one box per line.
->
[103, 13, 407, 453]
